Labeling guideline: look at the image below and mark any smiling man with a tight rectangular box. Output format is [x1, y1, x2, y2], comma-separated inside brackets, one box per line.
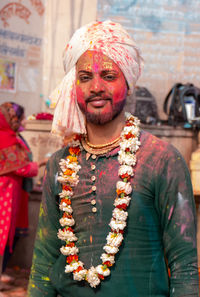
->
[28, 21, 199, 297]
[76, 50, 128, 125]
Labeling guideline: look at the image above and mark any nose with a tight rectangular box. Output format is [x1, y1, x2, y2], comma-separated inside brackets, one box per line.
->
[90, 75, 105, 95]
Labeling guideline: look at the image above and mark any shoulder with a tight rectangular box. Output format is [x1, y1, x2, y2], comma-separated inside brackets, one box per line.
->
[137, 130, 186, 172]
[46, 146, 69, 173]
[139, 130, 180, 157]
[50, 146, 68, 161]
[140, 130, 171, 150]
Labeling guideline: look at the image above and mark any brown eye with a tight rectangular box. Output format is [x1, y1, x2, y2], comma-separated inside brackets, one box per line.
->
[79, 75, 90, 82]
[102, 70, 118, 81]
[103, 74, 117, 81]
[79, 73, 92, 82]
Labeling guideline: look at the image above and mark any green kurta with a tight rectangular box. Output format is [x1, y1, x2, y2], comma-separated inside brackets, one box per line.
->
[28, 131, 199, 297]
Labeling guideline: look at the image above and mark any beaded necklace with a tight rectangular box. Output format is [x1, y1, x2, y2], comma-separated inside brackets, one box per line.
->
[84, 135, 121, 149]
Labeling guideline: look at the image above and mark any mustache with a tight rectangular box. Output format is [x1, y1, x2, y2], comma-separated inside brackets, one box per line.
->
[86, 94, 112, 103]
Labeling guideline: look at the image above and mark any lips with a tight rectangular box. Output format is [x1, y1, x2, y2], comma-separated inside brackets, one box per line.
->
[86, 96, 108, 102]
[86, 96, 111, 108]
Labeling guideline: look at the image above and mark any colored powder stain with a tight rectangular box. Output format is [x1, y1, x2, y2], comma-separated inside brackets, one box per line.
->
[33, 253, 37, 261]
[39, 205, 44, 217]
[94, 63, 98, 72]
[43, 228, 48, 236]
[178, 192, 184, 204]
[31, 264, 36, 273]
[180, 224, 186, 234]
[77, 79, 80, 85]
[88, 51, 93, 57]
[168, 206, 174, 220]
[90, 235, 93, 244]
[41, 276, 50, 281]
[99, 171, 105, 178]
[38, 228, 43, 240]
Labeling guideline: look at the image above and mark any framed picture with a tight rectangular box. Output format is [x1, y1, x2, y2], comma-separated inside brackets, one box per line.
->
[0, 58, 16, 92]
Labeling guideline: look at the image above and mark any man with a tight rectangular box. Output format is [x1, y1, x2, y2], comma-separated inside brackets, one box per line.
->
[28, 21, 199, 297]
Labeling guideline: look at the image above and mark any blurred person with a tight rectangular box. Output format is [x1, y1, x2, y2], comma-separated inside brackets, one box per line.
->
[28, 21, 199, 297]
[0, 102, 46, 293]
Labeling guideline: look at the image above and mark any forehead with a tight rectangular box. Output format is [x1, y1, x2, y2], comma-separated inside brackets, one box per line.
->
[76, 50, 120, 72]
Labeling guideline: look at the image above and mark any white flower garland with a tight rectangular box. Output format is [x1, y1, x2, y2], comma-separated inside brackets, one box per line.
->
[57, 113, 140, 288]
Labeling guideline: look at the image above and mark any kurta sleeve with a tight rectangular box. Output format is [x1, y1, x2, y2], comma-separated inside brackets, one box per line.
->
[28, 156, 61, 297]
[155, 146, 199, 297]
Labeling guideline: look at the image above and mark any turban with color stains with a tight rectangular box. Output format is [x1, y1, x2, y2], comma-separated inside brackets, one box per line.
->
[50, 20, 143, 136]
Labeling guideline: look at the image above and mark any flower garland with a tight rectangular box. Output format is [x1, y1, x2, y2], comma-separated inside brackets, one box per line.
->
[57, 112, 140, 288]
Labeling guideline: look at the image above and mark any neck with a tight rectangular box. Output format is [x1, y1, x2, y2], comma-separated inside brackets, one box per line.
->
[86, 111, 125, 145]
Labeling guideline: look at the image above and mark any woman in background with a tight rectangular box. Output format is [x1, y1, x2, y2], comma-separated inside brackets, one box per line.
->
[0, 102, 46, 294]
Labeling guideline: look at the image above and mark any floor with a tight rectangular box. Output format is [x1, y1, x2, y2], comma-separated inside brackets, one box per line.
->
[0, 267, 29, 297]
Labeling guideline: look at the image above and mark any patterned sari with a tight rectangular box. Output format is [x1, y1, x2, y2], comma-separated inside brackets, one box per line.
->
[0, 103, 38, 255]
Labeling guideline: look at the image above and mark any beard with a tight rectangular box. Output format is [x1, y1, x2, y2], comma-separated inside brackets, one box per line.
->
[78, 98, 126, 125]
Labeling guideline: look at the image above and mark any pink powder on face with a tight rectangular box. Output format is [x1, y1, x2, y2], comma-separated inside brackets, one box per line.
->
[93, 63, 99, 73]
[76, 50, 128, 122]
[76, 85, 86, 111]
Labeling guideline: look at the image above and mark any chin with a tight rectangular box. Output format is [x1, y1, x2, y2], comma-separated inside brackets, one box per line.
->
[79, 100, 126, 125]
[85, 111, 114, 125]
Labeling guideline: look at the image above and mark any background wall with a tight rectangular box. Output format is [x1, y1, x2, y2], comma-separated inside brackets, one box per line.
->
[41, 0, 97, 111]
[0, 0, 97, 117]
[97, 0, 200, 119]
[2, 0, 199, 121]
[0, 0, 44, 117]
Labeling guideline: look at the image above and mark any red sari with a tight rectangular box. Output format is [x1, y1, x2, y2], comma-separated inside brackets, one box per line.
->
[0, 105, 38, 255]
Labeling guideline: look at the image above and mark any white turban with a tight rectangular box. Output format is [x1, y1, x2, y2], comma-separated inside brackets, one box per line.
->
[50, 20, 143, 137]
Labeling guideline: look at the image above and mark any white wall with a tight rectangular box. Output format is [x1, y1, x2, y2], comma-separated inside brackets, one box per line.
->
[0, 0, 44, 116]
[0, 0, 97, 117]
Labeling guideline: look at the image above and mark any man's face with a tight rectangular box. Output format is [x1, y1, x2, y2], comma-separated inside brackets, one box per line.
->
[76, 50, 128, 125]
